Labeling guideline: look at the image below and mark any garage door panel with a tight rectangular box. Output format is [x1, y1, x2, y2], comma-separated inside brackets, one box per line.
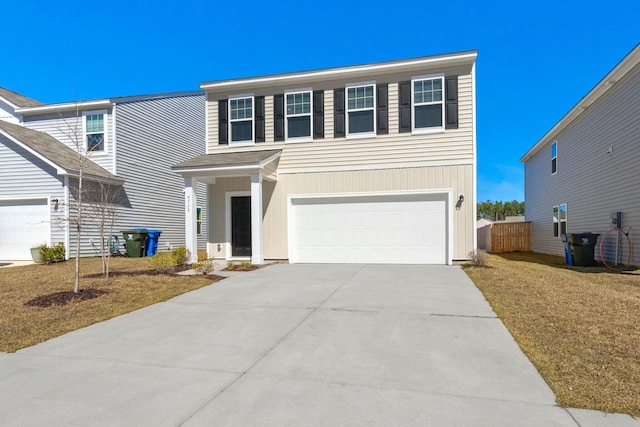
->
[0, 199, 49, 260]
[291, 193, 448, 264]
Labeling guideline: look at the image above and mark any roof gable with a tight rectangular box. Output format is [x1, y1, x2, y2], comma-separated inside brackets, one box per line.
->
[0, 120, 122, 183]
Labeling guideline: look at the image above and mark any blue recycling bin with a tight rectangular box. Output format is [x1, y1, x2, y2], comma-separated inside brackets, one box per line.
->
[135, 228, 162, 256]
[561, 234, 573, 265]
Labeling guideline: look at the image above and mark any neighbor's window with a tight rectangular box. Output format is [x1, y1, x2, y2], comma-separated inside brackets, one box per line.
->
[346, 83, 375, 135]
[553, 203, 567, 237]
[229, 96, 253, 143]
[412, 75, 444, 130]
[196, 207, 202, 235]
[85, 112, 105, 151]
[551, 141, 557, 174]
[286, 90, 311, 140]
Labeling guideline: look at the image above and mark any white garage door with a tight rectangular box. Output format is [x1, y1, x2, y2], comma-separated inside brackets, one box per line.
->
[0, 199, 49, 260]
[290, 193, 449, 264]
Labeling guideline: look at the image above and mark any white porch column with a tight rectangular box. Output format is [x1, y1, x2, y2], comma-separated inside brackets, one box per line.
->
[184, 177, 198, 264]
[250, 173, 264, 264]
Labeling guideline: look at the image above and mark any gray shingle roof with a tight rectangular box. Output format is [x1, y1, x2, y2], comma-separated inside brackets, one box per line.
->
[0, 87, 43, 108]
[0, 120, 122, 183]
[172, 150, 281, 170]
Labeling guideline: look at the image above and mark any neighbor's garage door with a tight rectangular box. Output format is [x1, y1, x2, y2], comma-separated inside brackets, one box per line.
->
[0, 199, 49, 260]
[290, 193, 448, 264]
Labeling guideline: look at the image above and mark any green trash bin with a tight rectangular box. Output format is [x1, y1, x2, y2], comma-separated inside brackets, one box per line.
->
[122, 229, 148, 258]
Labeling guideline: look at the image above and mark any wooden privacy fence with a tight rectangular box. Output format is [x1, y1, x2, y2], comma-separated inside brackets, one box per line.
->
[489, 222, 531, 253]
[478, 221, 532, 253]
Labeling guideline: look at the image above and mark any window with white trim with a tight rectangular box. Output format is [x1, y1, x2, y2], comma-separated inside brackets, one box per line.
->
[412, 75, 444, 131]
[346, 83, 375, 135]
[286, 90, 311, 140]
[551, 141, 557, 174]
[84, 112, 106, 152]
[553, 203, 567, 237]
[197, 207, 202, 235]
[229, 96, 253, 143]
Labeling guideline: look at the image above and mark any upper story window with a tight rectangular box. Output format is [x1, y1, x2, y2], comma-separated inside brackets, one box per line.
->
[84, 111, 106, 152]
[346, 82, 375, 136]
[412, 74, 444, 131]
[286, 90, 312, 141]
[229, 96, 253, 143]
[551, 141, 557, 174]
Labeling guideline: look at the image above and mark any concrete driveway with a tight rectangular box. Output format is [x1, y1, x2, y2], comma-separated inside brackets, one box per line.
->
[0, 264, 637, 426]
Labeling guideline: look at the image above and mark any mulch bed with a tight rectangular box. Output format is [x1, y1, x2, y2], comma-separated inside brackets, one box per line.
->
[224, 265, 261, 272]
[25, 289, 108, 308]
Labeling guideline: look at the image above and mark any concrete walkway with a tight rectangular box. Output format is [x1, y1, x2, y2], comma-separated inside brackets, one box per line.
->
[0, 264, 637, 426]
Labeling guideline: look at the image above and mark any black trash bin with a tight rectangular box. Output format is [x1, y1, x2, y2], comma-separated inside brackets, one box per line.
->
[122, 229, 148, 258]
[566, 233, 600, 267]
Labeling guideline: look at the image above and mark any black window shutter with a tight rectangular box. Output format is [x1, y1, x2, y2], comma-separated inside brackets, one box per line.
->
[445, 76, 459, 129]
[334, 88, 345, 138]
[274, 94, 284, 142]
[218, 100, 228, 144]
[377, 84, 388, 135]
[255, 96, 265, 142]
[399, 81, 411, 133]
[313, 90, 324, 139]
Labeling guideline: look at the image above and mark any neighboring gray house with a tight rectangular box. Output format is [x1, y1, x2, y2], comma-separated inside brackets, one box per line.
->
[520, 44, 640, 265]
[173, 50, 478, 265]
[0, 88, 206, 260]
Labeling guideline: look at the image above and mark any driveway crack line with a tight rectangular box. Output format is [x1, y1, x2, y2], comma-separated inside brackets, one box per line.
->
[177, 265, 366, 426]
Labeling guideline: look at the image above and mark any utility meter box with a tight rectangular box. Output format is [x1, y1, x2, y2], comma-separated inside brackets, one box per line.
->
[610, 212, 622, 228]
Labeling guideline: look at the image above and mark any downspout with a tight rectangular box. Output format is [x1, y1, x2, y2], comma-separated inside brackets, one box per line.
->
[471, 61, 478, 252]
[64, 176, 70, 260]
[112, 103, 117, 174]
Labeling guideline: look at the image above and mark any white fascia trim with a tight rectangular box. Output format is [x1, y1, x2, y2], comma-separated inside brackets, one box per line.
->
[277, 159, 473, 175]
[201, 52, 478, 90]
[287, 188, 454, 265]
[0, 96, 19, 110]
[0, 129, 67, 175]
[16, 100, 113, 114]
[521, 44, 640, 162]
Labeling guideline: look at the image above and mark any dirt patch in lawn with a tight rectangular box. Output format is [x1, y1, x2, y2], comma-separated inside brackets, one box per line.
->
[25, 289, 108, 308]
[0, 257, 224, 352]
[464, 252, 640, 417]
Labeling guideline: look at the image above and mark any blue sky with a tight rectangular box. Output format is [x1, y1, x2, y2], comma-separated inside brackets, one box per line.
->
[2, 0, 638, 202]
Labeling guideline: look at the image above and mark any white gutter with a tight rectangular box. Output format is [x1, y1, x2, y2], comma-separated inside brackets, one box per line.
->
[16, 100, 113, 115]
[201, 52, 478, 90]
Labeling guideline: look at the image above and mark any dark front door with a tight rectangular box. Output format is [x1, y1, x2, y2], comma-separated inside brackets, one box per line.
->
[231, 196, 252, 257]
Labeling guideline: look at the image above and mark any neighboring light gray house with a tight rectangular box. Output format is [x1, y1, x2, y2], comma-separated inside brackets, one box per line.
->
[520, 43, 640, 265]
[0, 88, 206, 260]
[173, 50, 478, 265]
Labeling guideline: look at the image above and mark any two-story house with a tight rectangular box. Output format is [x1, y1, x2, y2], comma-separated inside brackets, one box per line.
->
[0, 88, 206, 260]
[521, 43, 640, 266]
[173, 50, 478, 265]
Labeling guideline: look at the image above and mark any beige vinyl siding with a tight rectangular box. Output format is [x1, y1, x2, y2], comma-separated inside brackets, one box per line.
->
[206, 97, 218, 150]
[208, 164, 473, 260]
[265, 95, 274, 143]
[205, 72, 473, 169]
[324, 89, 333, 138]
[525, 60, 640, 265]
[388, 82, 399, 134]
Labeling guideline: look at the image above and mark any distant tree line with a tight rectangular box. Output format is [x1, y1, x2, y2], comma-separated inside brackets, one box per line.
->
[477, 200, 524, 221]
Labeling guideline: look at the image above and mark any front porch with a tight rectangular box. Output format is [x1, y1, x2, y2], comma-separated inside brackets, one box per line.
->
[172, 150, 281, 264]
